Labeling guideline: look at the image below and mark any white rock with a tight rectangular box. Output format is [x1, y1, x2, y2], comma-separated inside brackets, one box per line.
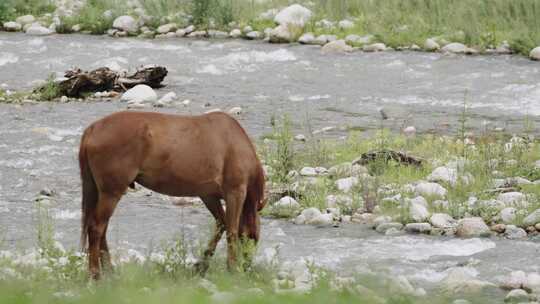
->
[274, 4, 312, 28]
[525, 273, 540, 293]
[405, 223, 432, 234]
[504, 225, 527, 239]
[325, 194, 353, 209]
[314, 34, 337, 45]
[26, 25, 53, 36]
[456, 217, 490, 237]
[300, 167, 317, 176]
[275, 196, 300, 210]
[338, 20, 354, 29]
[441, 42, 475, 54]
[156, 23, 177, 34]
[184, 25, 195, 34]
[442, 267, 495, 294]
[121, 84, 157, 103]
[530, 47, 540, 61]
[523, 208, 540, 226]
[409, 202, 430, 222]
[308, 213, 333, 227]
[497, 192, 527, 207]
[156, 92, 176, 106]
[415, 182, 447, 198]
[3, 21, 22, 32]
[298, 33, 315, 44]
[376, 222, 403, 233]
[16, 15, 35, 25]
[259, 9, 278, 20]
[321, 40, 353, 53]
[335, 177, 358, 192]
[403, 126, 416, 137]
[504, 289, 529, 303]
[430, 213, 457, 228]
[428, 167, 458, 186]
[363, 43, 386, 52]
[294, 134, 306, 141]
[113, 15, 138, 33]
[329, 163, 368, 178]
[500, 207, 517, 224]
[269, 24, 295, 43]
[502, 271, 527, 290]
[245, 31, 261, 40]
[208, 30, 228, 39]
[424, 38, 440, 51]
[296, 207, 321, 224]
[229, 29, 241, 38]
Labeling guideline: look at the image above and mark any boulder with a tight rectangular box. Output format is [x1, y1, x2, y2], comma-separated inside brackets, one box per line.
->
[335, 177, 358, 192]
[428, 166, 457, 185]
[274, 196, 300, 210]
[113, 15, 138, 33]
[3, 21, 22, 32]
[405, 223, 432, 234]
[441, 42, 476, 54]
[16, 15, 35, 25]
[415, 182, 447, 198]
[321, 40, 353, 53]
[363, 43, 386, 52]
[524, 208, 540, 226]
[456, 217, 490, 237]
[300, 167, 317, 176]
[121, 84, 157, 103]
[296, 207, 321, 224]
[269, 24, 297, 43]
[184, 25, 195, 34]
[156, 23, 177, 34]
[500, 207, 517, 224]
[501, 271, 527, 290]
[308, 213, 333, 227]
[274, 4, 312, 28]
[530, 47, 540, 61]
[314, 34, 337, 46]
[409, 202, 430, 222]
[497, 192, 527, 207]
[245, 31, 261, 40]
[229, 29, 241, 38]
[442, 267, 496, 294]
[424, 38, 440, 51]
[26, 25, 53, 36]
[430, 213, 457, 228]
[155, 92, 176, 107]
[504, 289, 529, 303]
[504, 225, 527, 239]
[525, 273, 540, 293]
[375, 222, 403, 233]
[298, 32, 315, 44]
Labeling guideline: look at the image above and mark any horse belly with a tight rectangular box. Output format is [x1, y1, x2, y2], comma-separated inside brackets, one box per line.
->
[135, 168, 222, 198]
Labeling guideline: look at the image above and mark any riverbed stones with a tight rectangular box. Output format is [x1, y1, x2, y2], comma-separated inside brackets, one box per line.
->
[409, 201, 430, 222]
[269, 24, 297, 43]
[524, 209, 540, 226]
[363, 43, 386, 52]
[405, 223, 432, 234]
[155, 92, 176, 107]
[428, 166, 457, 185]
[456, 217, 490, 237]
[504, 225, 527, 239]
[338, 19, 354, 30]
[442, 267, 496, 294]
[274, 196, 300, 210]
[113, 15, 138, 33]
[322, 40, 353, 53]
[298, 32, 315, 44]
[245, 31, 261, 40]
[497, 192, 527, 207]
[500, 207, 517, 224]
[314, 34, 337, 46]
[26, 25, 53, 36]
[229, 29, 241, 38]
[157, 23, 177, 34]
[16, 15, 35, 26]
[335, 177, 358, 192]
[329, 163, 368, 178]
[442, 42, 477, 54]
[375, 222, 403, 233]
[504, 289, 530, 303]
[325, 194, 353, 209]
[530, 47, 540, 61]
[502, 271, 528, 290]
[424, 38, 440, 51]
[430, 213, 457, 228]
[415, 182, 447, 198]
[300, 167, 317, 176]
[3, 21, 22, 32]
[121, 84, 157, 103]
[274, 4, 312, 28]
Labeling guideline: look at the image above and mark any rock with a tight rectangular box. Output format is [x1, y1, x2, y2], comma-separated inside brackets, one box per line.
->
[314, 34, 337, 45]
[242, 25, 253, 33]
[16, 15, 35, 25]
[385, 227, 403, 236]
[300, 167, 317, 176]
[526, 273, 540, 293]
[345, 34, 373, 45]
[500, 207, 517, 224]
[497, 192, 527, 207]
[537, 223, 540, 231]
[245, 31, 261, 40]
[59, 95, 68, 103]
[504, 289, 529, 303]
[3, 21, 22, 32]
[351, 212, 376, 224]
[442, 267, 496, 294]
[363, 43, 386, 52]
[121, 84, 157, 103]
[409, 202, 430, 222]
[502, 271, 527, 290]
[274, 196, 300, 210]
[428, 167, 457, 185]
[294, 134, 306, 142]
[524, 209, 540, 226]
[403, 126, 416, 137]
[328, 163, 368, 178]
[491, 223, 506, 233]
[405, 223, 432, 234]
[156, 92, 176, 106]
[376, 222, 403, 233]
[296, 207, 321, 224]
[229, 29, 241, 38]
[504, 225, 527, 239]
[372, 215, 392, 228]
[208, 30, 228, 39]
[338, 19, 354, 30]
[269, 24, 296, 43]
[258, 9, 278, 21]
[325, 194, 353, 209]
[308, 213, 333, 227]
[157, 23, 177, 34]
[441, 42, 476, 54]
[298, 33, 315, 44]
[415, 182, 447, 198]
[184, 25, 195, 34]
[430, 213, 457, 228]
[113, 15, 138, 33]
[187, 31, 207, 38]
[456, 217, 490, 237]
[26, 25, 53, 36]
[321, 40, 353, 53]
[335, 177, 358, 192]
[225, 106, 242, 115]
[274, 4, 312, 28]
[424, 38, 440, 51]
[530, 47, 540, 61]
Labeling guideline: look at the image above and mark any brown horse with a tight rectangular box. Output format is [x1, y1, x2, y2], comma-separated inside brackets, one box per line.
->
[79, 111, 266, 279]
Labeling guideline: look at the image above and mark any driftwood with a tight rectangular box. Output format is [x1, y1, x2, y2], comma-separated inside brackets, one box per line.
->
[46, 65, 168, 98]
[353, 149, 423, 167]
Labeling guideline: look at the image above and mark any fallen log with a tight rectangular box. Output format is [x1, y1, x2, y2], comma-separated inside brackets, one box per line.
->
[35, 65, 168, 98]
[353, 149, 423, 167]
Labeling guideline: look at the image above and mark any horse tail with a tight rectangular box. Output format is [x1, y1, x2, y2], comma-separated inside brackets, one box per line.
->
[253, 163, 266, 211]
[79, 127, 98, 252]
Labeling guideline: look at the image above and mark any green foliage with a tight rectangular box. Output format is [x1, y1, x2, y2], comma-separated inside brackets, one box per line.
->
[34, 74, 62, 101]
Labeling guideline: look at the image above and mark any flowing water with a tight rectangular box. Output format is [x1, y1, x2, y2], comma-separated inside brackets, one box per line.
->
[1, 33, 540, 301]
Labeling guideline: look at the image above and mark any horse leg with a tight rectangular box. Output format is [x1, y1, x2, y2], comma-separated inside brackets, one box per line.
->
[195, 196, 225, 274]
[100, 223, 113, 273]
[88, 192, 121, 280]
[224, 187, 246, 271]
